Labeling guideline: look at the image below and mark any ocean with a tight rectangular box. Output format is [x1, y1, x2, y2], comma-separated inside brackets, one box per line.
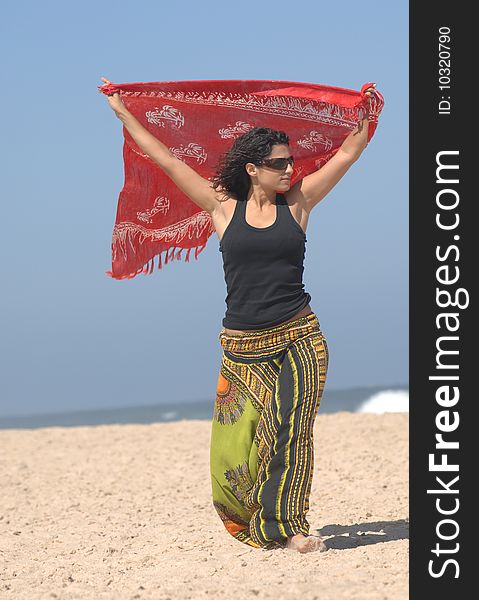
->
[0, 384, 408, 430]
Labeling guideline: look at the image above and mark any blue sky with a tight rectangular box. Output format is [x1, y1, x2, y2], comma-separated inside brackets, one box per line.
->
[0, 0, 408, 417]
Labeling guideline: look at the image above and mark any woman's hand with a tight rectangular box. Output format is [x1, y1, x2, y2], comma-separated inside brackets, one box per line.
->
[99, 77, 126, 116]
[356, 84, 377, 133]
[363, 84, 377, 97]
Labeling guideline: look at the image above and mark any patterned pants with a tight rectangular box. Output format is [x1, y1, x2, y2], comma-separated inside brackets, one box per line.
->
[210, 312, 329, 550]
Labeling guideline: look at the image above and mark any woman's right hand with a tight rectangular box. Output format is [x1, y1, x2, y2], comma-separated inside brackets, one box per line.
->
[100, 77, 126, 116]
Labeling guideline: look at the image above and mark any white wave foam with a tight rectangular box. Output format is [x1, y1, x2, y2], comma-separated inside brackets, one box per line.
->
[161, 411, 178, 420]
[357, 390, 409, 414]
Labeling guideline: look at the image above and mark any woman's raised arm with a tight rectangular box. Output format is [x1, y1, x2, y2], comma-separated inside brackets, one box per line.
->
[99, 77, 220, 215]
[290, 84, 378, 213]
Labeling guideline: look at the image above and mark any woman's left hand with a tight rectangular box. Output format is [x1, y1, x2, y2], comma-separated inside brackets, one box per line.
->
[356, 84, 377, 132]
[363, 84, 377, 97]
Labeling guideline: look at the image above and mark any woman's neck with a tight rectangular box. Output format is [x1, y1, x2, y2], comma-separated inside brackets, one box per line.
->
[246, 187, 277, 208]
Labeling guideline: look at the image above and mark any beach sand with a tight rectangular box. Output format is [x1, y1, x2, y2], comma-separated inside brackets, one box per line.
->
[1, 412, 408, 599]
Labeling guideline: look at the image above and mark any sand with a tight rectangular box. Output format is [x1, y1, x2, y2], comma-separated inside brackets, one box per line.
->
[0, 412, 408, 600]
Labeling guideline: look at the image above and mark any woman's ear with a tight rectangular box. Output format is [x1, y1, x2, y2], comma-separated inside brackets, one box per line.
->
[245, 162, 257, 177]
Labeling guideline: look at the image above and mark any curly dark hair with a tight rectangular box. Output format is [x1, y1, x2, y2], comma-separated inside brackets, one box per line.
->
[211, 127, 289, 201]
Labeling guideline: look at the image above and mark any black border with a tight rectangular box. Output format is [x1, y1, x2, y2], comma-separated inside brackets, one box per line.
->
[410, 4, 472, 596]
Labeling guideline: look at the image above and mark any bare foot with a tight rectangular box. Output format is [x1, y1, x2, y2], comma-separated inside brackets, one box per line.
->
[285, 533, 328, 553]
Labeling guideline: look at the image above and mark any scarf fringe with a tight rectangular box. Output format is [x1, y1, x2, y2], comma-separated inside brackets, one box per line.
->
[105, 242, 207, 280]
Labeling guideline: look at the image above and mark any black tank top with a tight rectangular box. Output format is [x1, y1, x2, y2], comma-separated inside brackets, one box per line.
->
[219, 193, 312, 329]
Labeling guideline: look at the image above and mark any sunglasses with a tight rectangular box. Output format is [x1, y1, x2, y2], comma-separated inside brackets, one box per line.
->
[258, 156, 295, 170]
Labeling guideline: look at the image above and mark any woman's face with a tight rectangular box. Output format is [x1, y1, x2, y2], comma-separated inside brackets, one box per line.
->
[246, 144, 294, 193]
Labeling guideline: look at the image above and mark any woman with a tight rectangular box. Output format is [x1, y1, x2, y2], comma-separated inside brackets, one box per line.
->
[100, 76, 376, 553]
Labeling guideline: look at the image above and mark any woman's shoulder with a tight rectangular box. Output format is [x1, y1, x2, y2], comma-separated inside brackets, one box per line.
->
[211, 194, 239, 242]
[283, 180, 306, 208]
[283, 182, 310, 235]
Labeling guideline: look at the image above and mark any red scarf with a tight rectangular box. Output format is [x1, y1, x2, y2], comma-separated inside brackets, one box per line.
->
[98, 79, 384, 279]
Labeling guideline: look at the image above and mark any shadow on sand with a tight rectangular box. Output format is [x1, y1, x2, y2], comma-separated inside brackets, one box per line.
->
[315, 519, 409, 550]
